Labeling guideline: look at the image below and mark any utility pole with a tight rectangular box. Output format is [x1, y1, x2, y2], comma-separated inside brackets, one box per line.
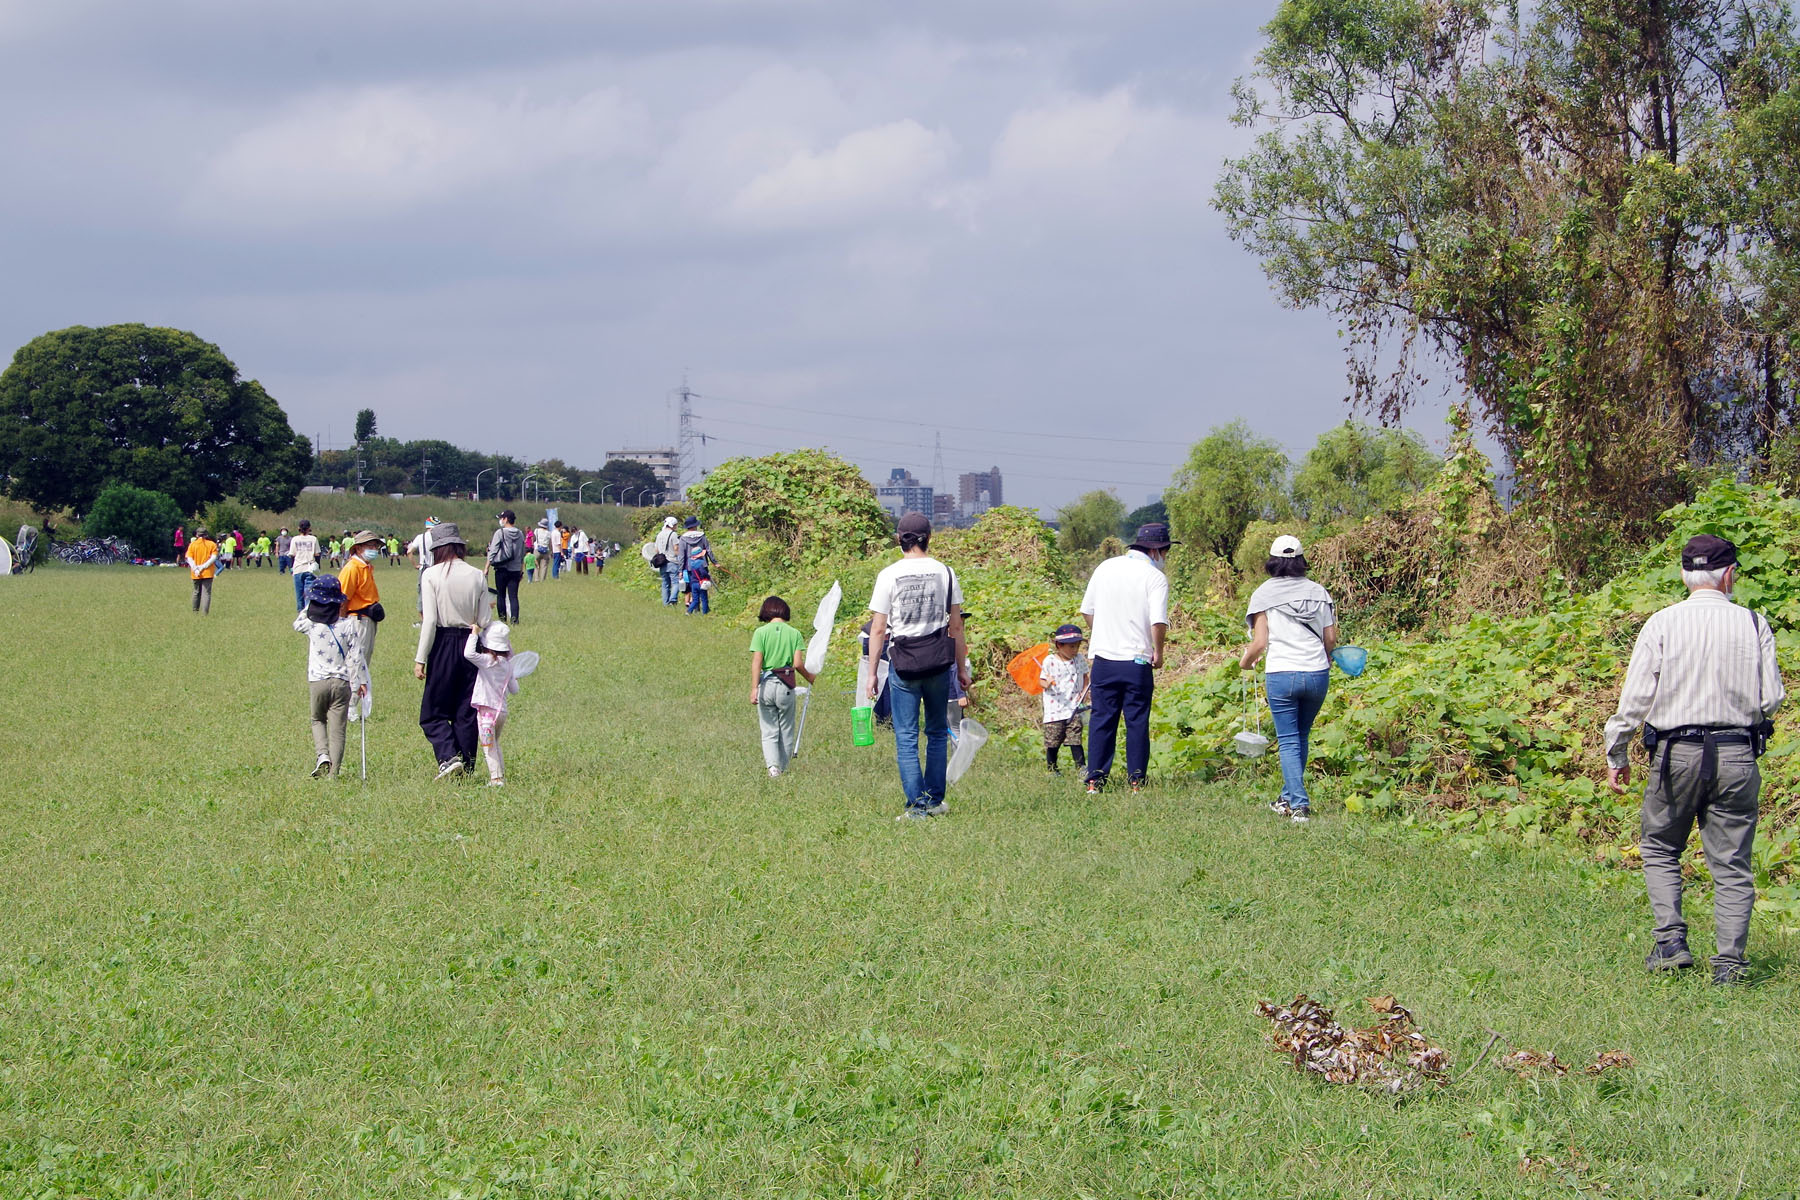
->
[930, 431, 947, 503]
[676, 379, 701, 499]
[420, 456, 431, 497]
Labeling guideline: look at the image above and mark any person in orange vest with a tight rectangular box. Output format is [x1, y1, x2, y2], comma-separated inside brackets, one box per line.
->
[185, 527, 219, 615]
[338, 530, 386, 663]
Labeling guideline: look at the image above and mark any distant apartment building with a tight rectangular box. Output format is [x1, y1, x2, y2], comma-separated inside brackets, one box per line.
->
[606, 447, 679, 491]
[933, 493, 957, 524]
[958, 466, 1003, 516]
[876, 468, 933, 519]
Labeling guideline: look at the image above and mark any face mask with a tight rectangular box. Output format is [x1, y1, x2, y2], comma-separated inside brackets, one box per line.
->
[362, 548, 379, 562]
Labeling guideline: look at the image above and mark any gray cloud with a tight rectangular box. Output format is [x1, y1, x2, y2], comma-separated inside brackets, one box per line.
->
[0, 1, 1443, 511]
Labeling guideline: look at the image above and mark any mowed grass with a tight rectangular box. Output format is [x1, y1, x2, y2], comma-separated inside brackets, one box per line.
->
[2, 566, 1797, 1199]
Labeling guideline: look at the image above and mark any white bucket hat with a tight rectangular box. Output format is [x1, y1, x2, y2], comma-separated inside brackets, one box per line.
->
[482, 621, 512, 654]
[1269, 534, 1304, 558]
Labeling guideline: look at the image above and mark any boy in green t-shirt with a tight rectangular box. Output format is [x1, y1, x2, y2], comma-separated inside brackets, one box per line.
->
[749, 596, 816, 778]
[523, 549, 537, 581]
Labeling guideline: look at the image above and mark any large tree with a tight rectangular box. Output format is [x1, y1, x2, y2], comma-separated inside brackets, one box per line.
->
[1056, 489, 1127, 552]
[1291, 421, 1439, 523]
[1216, 0, 1800, 564]
[0, 324, 311, 515]
[1165, 421, 1291, 559]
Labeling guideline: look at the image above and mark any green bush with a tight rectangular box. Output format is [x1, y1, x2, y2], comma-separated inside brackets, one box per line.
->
[83, 484, 183, 559]
[200, 498, 259, 546]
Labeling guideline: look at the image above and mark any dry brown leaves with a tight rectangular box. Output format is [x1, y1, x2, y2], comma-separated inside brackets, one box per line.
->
[1257, 994, 1450, 1094]
[1585, 1050, 1635, 1075]
[1499, 1047, 1635, 1078]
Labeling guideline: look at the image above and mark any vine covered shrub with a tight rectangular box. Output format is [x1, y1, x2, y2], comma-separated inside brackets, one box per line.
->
[689, 450, 891, 565]
[934, 505, 1067, 585]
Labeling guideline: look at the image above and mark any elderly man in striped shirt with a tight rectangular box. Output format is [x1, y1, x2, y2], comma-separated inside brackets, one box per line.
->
[1603, 534, 1784, 985]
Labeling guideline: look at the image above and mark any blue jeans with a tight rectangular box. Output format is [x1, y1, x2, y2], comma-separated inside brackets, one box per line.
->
[686, 576, 710, 614]
[1266, 670, 1330, 810]
[1087, 657, 1153, 785]
[659, 563, 681, 605]
[293, 570, 315, 612]
[889, 667, 951, 808]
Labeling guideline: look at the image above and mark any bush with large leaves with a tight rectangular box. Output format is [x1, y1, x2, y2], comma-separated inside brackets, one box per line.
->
[0, 324, 311, 515]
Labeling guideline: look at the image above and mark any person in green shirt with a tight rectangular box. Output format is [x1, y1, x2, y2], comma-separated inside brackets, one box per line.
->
[749, 596, 816, 778]
[386, 536, 402, 565]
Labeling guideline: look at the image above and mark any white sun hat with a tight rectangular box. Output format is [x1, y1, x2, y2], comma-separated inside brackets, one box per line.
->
[483, 621, 512, 654]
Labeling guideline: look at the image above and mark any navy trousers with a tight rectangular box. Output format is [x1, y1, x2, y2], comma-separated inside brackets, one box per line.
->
[1086, 656, 1153, 785]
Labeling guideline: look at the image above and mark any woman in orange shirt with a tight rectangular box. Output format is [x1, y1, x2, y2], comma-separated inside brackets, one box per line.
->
[337, 530, 386, 661]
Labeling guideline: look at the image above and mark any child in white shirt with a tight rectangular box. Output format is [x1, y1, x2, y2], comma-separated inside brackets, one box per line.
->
[294, 576, 368, 778]
[464, 621, 521, 786]
[1039, 623, 1090, 775]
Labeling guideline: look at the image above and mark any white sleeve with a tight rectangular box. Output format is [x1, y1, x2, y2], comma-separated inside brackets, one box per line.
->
[1149, 571, 1170, 627]
[869, 568, 893, 617]
[1079, 573, 1097, 618]
[947, 565, 963, 609]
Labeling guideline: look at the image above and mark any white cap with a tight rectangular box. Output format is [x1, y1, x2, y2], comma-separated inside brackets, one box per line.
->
[482, 621, 512, 654]
[1270, 534, 1304, 558]
[663, 516, 677, 528]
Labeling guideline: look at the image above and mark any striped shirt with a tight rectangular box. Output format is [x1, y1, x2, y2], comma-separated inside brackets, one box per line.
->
[1603, 589, 1785, 768]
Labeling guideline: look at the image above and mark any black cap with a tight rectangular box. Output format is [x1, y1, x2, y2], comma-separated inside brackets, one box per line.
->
[1129, 522, 1176, 551]
[499, 509, 515, 523]
[897, 512, 931, 537]
[1682, 534, 1738, 571]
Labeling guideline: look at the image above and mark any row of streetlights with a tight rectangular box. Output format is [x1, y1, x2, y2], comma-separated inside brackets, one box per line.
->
[473, 466, 667, 507]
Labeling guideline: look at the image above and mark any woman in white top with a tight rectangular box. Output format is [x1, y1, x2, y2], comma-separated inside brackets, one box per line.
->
[1239, 534, 1339, 823]
[413, 524, 493, 779]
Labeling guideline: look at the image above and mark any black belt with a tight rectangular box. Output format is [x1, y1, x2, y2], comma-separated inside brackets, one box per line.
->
[1653, 725, 1754, 790]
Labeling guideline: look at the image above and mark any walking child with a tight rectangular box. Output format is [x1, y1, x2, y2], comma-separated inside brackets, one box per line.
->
[748, 596, 816, 777]
[294, 576, 368, 778]
[464, 620, 522, 786]
[1040, 623, 1090, 774]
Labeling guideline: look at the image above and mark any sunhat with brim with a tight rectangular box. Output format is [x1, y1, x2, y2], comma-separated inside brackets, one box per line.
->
[482, 621, 512, 654]
[348, 530, 381, 549]
[306, 576, 346, 607]
[1129, 522, 1176, 551]
[685, 516, 700, 529]
[1270, 534, 1304, 558]
[1052, 624, 1085, 644]
[429, 522, 467, 549]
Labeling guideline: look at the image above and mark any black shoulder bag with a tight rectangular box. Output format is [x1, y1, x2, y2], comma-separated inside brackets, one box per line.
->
[888, 566, 959, 680]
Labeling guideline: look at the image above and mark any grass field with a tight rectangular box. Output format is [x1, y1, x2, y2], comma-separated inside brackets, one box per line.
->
[3, 565, 1797, 1198]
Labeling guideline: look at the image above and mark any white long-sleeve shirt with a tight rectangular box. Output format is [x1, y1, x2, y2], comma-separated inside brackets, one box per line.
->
[416, 558, 493, 664]
[295, 614, 368, 684]
[1603, 589, 1785, 768]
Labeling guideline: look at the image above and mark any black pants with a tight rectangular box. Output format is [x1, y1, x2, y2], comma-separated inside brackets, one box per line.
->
[420, 626, 478, 768]
[493, 567, 523, 622]
[1087, 657, 1153, 785]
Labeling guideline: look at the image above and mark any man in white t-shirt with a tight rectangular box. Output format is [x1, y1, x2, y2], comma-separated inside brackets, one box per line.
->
[866, 512, 969, 820]
[1079, 522, 1173, 794]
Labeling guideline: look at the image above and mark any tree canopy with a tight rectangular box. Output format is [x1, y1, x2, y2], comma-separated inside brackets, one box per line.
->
[0, 324, 311, 515]
[1165, 420, 1292, 559]
[1216, 0, 1800, 564]
[1291, 422, 1439, 523]
[1056, 489, 1127, 552]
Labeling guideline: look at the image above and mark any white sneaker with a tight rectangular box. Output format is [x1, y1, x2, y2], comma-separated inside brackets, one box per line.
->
[311, 755, 330, 778]
[488, 778, 505, 787]
[1289, 808, 1310, 823]
[768, 766, 783, 778]
[923, 800, 949, 816]
[434, 760, 464, 781]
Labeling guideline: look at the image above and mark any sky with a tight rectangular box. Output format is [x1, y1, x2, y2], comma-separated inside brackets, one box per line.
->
[0, 0, 1457, 513]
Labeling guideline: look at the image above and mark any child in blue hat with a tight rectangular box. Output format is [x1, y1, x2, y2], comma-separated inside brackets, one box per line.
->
[294, 575, 368, 778]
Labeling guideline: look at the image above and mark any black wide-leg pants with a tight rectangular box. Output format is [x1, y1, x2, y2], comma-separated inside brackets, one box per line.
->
[420, 626, 478, 768]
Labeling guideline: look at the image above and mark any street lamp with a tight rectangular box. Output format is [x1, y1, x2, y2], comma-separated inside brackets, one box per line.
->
[577, 480, 594, 504]
[475, 467, 495, 501]
[600, 484, 615, 505]
[520, 472, 537, 502]
[622, 486, 643, 506]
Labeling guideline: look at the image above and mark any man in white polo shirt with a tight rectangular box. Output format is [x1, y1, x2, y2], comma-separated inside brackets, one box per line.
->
[1080, 522, 1172, 794]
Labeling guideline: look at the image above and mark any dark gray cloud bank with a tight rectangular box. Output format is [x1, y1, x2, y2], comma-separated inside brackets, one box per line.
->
[0, 0, 1449, 511]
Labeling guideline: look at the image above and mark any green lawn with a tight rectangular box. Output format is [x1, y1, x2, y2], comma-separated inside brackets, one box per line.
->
[3, 566, 1796, 1198]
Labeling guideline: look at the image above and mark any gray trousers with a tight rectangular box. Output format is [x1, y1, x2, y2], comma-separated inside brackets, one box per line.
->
[758, 675, 798, 772]
[1641, 740, 1760, 967]
[309, 678, 351, 774]
[191, 577, 212, 614]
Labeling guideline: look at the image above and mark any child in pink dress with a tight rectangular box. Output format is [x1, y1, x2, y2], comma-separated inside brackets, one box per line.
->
[464, 621, 520, 786]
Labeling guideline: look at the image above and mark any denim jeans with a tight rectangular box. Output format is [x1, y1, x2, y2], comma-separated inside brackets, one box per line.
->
[1266, 670, 1330, 810]
[660, 563, 681, 605]
[889, 667, 951, 808]
[293, 570, 315, 612]
[687, 577, 710, 614]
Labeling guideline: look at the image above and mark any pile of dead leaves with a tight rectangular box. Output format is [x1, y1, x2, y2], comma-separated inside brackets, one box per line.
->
[1258, 994, 1450, 1094]
[1500, 1048, 1636, 1079]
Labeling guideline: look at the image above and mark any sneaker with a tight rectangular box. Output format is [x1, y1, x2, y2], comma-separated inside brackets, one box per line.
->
[311, 755, 330, 778]
[896, 807, 931, 821]
[1085, 779, 1102, 795]
[488, 778, 505, 788]
[434, 760, 464, 782]
[768, 766, 783, 779]
[1711, 961, 1748, 986]
[1645, 939, 1696, 972]
[1289, 808, 1311, 823]
[1128, 778, 1145, 795]
[923, 800, 949, 816]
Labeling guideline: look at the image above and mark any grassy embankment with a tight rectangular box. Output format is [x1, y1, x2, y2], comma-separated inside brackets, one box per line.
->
[1, 567, 1796, 1198]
